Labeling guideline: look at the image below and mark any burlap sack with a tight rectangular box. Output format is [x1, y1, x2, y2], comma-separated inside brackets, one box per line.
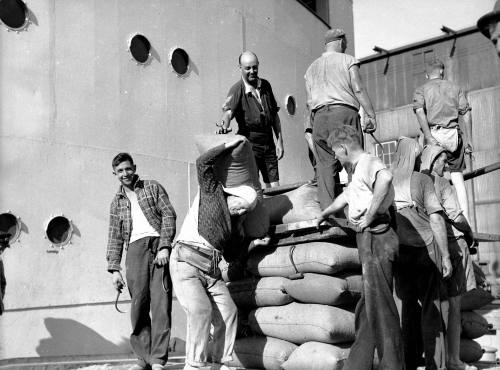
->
[227, 277, 293, 308]
[227, 336, 297, 370]
[461, 288, 494, 311]
[247, 242, 360, 278]
[460, 338, 484, 363]
[248, 302, 355, 344]
[281, 342, 350, 370]
[283, 273, 359, 306]
[461, 311, 491, 339]
[195, 134, 261, 191]
[263, 183, 321, 224]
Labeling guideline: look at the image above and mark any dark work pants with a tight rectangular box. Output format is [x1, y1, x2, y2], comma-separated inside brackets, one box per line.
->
[343, 228, 405, 370]
[395, 245, 446, 370]
[311, 105, 362, 210]
[125, 237, 172, 367]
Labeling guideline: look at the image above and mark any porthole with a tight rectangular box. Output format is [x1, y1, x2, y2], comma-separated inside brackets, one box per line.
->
[285, 95, 296, 116]
[0, 0, 30, 31]
[128, 34, 151, 64]
[170, 47, 189, 75]
[0, 211, 21, 242]
[45, 215, 73, 247]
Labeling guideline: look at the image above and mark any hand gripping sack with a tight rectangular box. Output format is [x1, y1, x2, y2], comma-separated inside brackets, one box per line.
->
[247, 241, 360, 278]
[227, 336, 297, 370]
[263, 183, 321, 224]
[227, 277, 293, 308]
[282, 342, 350, 370]
[283, 273, 359, 306]
[461, 311, 492, 339]
[248, 302, 355, 344]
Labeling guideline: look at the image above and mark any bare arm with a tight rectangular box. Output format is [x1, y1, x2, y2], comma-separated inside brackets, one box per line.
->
[317, 193, 348, 223]
[451, 213, 474, 246]
[415, 107, 438, 145]
[219, 109, 234, 134]
[430, 212, 452, 278]
[460, 110, 473, 152]
[355, 169, 393, 230]
[349, 65, 377, 132]
[272, 113, 284, 160]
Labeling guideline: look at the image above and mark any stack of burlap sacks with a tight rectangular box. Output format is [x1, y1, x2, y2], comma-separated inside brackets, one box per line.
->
[195, 135, 495, 369]
[458, 265, 495, 363]
[223, 184, 362, 370]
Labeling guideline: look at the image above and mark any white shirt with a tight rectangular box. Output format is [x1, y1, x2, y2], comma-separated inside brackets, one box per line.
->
[242, 77, 263, 106]
[343, 153, 394, 223]
[175, 191, 213, 249]
[124, 186, 160, 244]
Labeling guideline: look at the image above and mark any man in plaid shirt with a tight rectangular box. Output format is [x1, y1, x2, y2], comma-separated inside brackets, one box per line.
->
[106, 152, 177, 370]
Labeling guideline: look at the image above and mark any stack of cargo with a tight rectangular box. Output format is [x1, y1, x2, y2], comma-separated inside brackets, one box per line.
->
[458, 265, 495, 363]
[222, 184, 362, 370]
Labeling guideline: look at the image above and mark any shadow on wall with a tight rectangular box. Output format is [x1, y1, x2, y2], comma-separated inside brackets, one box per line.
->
[36, 318, 132, 357]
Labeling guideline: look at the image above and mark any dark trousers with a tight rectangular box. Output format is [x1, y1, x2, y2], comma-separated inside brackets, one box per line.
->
[312, 105, 362, 209]
[125, 237, 172, 366]
[344, 228, 405, 370]
[395, 245, 446, 370]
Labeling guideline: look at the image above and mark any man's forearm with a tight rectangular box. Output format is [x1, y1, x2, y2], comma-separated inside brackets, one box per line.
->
[272, 114, 283, 145]
[367, 170, 392, 218]
[430, 212, 450, 258]
[461, 110, 473, 145]
[320, 193, 348, 219]
[220, 110, 233, 130]
[415, 108, 433, 139]
[355, 90, 376, 119]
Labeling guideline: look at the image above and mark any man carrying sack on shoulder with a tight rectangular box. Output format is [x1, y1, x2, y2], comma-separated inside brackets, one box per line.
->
[170, 136, 257, 370]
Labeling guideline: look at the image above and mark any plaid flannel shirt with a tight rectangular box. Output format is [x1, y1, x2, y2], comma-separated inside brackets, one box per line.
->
[106, 178, 176, 272]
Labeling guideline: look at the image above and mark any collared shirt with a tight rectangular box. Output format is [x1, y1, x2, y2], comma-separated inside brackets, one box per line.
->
[342, 153, 394, 223]
[106, 177, 177, 272]
[305, 51, 360, 111]
[412, 78, 471, 128]
[222, 78, 279, 144]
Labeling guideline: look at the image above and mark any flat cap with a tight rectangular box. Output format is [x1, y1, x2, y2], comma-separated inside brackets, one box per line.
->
[325, 28, 345, 44]
[477, 0, 500, 38]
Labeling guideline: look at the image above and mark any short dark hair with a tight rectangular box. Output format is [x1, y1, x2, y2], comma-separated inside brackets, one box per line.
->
[425, 58, 445, 74]
[327, 125, 362, 149]
[112, 152, 134, 169]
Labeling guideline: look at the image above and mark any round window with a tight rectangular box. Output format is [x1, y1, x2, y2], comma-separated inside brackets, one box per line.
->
[128, 34, 151, 64]
[286, 95, 296, 116]
[45, 215, 73, 246]
[0, 0, 29, 31]
[170, 48, 189, 75]
[0, 212, 21, 242]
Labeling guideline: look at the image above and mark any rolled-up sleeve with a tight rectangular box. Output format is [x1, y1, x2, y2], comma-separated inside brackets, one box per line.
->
[106, 200, 124, 272]
[222, 83, 241, 112]
[412, 86, 425, 111]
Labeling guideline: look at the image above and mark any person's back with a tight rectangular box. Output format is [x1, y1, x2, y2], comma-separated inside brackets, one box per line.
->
[415, 78, 463, 129]
[305, 51, 359, 111]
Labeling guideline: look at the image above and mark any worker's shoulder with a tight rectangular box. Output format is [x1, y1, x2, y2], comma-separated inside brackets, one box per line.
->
[227, 79, 244, 92]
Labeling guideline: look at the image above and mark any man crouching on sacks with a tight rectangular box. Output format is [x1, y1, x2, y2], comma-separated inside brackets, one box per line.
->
[314, 125, 404, 370]
[170, 136, 257, 370]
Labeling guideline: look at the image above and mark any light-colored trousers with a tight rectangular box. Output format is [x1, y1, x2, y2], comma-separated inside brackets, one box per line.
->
[170, 245, 237, 368]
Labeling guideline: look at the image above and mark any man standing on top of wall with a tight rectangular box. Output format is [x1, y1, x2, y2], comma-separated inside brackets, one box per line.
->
[412, 59, 473, 221]
[305, 28, 377, 210]
[219, 51, 284, 188]
[106, 153, 177, 370]
[477, 0, 500, 57]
